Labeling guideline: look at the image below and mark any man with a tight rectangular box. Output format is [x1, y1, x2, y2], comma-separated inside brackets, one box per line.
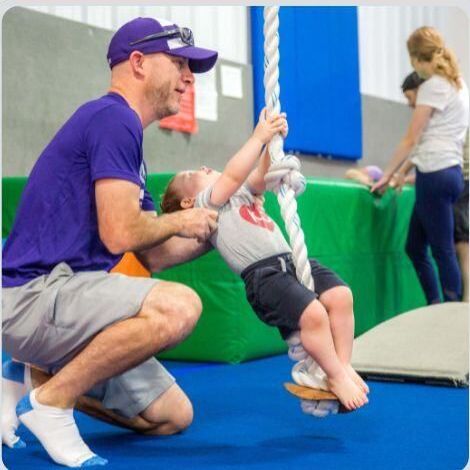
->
[2, 17, 218, 467]
[391, 71, 469, 301]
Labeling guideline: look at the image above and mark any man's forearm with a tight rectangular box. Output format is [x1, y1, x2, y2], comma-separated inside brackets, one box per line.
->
[106, 211, 180, 255]
[135, 237, 213, 273]
[96, 179, 216, 255]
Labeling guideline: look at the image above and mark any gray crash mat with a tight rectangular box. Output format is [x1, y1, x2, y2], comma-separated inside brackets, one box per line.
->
[352, 302, 469, 387]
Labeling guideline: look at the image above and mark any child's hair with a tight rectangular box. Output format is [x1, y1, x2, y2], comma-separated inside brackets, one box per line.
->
[407, 26, 461, 89]
[160, 175, 183, 213]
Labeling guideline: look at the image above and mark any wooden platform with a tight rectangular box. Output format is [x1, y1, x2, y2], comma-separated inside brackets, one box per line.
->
[284, 383, 351, 413]
[284, 382, 338, 400]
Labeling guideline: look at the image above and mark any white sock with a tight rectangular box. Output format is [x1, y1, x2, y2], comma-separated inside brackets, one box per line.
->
[2, 360, 30, 448]
[16, 389, 107, 467]
[291, 356, 329, 391]
[285, 331, 308, 361]
[301, 399, 339, 417]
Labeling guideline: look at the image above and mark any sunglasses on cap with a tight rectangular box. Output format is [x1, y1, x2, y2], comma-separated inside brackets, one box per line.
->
[129, 27, 194, 47]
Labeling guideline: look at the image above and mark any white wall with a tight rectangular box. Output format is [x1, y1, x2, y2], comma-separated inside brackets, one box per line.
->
[358, 6, 470, 103]
[28, 5, 468, 105]
[27, 5, 248, 65]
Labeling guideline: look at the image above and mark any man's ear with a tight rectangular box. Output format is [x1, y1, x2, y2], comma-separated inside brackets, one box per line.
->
[180, 197, 196, 209]
[128, 51, 145, 76]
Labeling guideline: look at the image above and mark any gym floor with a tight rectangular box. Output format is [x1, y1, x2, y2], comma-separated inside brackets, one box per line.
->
[2, 355, 468, 469]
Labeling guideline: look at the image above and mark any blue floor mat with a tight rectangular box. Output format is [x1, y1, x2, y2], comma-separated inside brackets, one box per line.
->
[2, 355, 468, 469]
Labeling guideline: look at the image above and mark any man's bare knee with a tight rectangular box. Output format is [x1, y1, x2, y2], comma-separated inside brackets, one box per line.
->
[142, 401, 193, 436]
[138, 281, 202, 349]
[139, 384, 194, 435]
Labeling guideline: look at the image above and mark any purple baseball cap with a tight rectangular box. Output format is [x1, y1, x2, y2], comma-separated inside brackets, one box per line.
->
[107, 17, 218, 73]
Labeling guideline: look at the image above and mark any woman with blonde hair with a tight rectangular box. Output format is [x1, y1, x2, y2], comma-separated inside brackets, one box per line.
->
[372, 26, 469, 303]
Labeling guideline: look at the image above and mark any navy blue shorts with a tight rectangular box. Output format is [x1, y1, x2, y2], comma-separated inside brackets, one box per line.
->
[241, 253, 347, 339]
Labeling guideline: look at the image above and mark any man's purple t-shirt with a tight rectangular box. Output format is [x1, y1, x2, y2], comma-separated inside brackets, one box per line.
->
[2, 92, 154, 288]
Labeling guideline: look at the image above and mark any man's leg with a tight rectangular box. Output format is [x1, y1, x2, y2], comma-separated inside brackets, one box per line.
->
[77, 383, 193, 436]
[77, 375, 194, 436]
[33, 281, 200, 408]
[8, 362, 192, 439]
[17, 280, 202, 467]
[2, 360, 30, 448]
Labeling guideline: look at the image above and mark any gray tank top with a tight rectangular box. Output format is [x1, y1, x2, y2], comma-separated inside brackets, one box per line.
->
[195, 184, 291, 274]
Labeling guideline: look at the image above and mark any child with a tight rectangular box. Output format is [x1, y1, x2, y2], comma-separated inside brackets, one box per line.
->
[161, 110, 369, 411]
[345, 165, 384, 186]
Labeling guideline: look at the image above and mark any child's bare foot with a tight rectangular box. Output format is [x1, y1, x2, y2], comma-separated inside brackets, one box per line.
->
[344, 364, 369, 394]
[328, 371, 368, 411]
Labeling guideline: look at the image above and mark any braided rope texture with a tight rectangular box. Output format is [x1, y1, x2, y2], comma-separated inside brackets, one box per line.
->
[263, 6, 314, 291]
[262, 8, 340, 417]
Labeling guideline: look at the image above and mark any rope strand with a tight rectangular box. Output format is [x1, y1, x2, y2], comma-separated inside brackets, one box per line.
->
[262, 6, 339, 417]
[263, 6, 314, 291]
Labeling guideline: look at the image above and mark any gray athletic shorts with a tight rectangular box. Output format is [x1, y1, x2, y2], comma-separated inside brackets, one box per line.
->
[2, 262, 175, 418]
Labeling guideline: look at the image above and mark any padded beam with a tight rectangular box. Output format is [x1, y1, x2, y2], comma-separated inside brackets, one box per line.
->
[352, 303, 469, 387]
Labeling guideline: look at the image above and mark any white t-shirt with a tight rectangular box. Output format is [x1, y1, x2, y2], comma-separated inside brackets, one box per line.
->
[411, 75, 469, 173]
[195, 184, 291, 274]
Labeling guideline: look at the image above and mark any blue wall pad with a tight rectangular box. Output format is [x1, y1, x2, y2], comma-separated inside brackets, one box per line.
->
[251, 6, 362, 160]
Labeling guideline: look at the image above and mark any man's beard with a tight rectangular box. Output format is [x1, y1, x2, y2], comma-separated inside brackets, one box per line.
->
[145, 80, 179, 120]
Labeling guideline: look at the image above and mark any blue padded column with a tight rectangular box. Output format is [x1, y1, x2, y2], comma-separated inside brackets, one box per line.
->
[251, 6, 362, 160]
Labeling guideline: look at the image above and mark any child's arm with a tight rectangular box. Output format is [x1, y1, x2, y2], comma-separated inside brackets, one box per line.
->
[344, 168, 373, 186]
[246, 121, 289, 194]
[246, 145, 271, 194]
[210, 109, 287, 206]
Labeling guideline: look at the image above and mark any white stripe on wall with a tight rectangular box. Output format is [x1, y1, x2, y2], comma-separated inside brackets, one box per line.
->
[27, 5, 248, 65]
[26, 6, 468, 103]
[358, 6, 469, 103]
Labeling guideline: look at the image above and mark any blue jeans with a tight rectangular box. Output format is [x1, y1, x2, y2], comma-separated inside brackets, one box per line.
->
[405, 165, 464, 303]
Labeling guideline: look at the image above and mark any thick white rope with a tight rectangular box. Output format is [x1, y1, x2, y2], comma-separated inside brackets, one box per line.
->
[263, 6, 314, 292]
[263, 7, 339, 417]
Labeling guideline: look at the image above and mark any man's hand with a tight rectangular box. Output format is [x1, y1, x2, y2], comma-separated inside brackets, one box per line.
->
[170, 208, 218, 243]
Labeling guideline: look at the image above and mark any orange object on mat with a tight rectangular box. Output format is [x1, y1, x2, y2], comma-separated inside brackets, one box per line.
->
[111, 252, 150, 278]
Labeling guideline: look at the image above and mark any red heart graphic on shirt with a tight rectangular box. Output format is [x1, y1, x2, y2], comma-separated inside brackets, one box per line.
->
[239, 204, 275, 231]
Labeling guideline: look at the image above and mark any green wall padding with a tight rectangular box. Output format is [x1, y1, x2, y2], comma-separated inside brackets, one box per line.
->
[148, 173, 426, 362]
[2, 177, 27, 239]
[2, 175, 426, 363]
